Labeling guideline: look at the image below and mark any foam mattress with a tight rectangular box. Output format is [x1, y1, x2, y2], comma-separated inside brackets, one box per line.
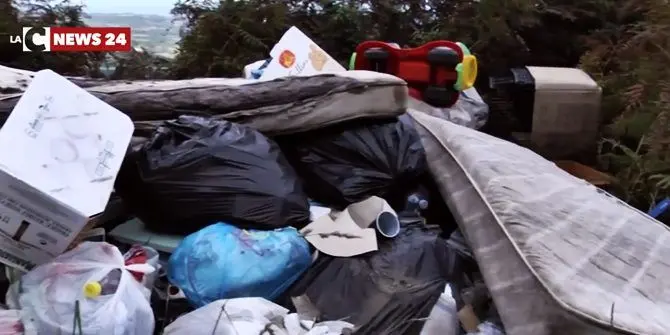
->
[121, 70, 406, 136]
[0, 70, 407, 136]
[409, 110, 670, 335]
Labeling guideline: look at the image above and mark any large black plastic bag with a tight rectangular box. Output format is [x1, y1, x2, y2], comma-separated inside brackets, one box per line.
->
[115, 116, 311, 235]
[277, 115, 427, 209]
[283, 221, 454, 335]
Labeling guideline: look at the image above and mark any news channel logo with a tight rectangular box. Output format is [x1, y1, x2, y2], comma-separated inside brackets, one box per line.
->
[8, 27, 51, 52]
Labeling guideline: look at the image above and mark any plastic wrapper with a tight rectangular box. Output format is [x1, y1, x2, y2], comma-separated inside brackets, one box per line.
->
[123, 245, 160, 299]
[116, 115, 311, 234]
[10, 242, 154, 335]
[168, 222, 312, 307]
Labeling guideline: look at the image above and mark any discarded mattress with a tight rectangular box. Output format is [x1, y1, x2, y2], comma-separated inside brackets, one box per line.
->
[0, 70, 407, 136]
[409, 110, 670, 335]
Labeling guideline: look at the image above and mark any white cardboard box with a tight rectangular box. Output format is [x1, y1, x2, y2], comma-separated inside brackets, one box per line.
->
[260, 26, 345, 80]
[0, 70, 133, 271]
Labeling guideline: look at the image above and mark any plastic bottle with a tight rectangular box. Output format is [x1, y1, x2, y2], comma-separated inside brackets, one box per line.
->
[84, 268, 122, 298]
[649, 198, 670, 225]
[420, 284, 459, 335]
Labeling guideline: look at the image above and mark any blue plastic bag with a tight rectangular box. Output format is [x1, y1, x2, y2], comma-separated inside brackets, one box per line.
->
[167, 222, 312, 307]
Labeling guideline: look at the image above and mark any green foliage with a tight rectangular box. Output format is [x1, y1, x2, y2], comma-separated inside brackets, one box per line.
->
[108, 50, 172, 80]
[581, 0, 670, 209]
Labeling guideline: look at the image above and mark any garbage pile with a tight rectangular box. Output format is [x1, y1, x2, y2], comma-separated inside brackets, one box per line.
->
[0, 25, 667, 335]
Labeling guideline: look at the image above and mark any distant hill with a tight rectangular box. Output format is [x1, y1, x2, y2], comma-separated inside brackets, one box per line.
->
[85, 13, 182, 58]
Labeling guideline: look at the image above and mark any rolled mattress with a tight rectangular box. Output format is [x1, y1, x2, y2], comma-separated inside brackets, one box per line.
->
[409, 110, 670, 335]
[192, 70, 409, 135]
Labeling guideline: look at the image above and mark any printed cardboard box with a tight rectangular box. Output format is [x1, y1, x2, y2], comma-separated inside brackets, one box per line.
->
[0, 70, 133, 271]
[260, 26, 345, 80]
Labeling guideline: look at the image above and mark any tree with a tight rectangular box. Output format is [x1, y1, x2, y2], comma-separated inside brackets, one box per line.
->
[109, 49, 172, 80]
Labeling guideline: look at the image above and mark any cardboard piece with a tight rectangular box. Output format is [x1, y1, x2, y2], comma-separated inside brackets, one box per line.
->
[526, 67, 602, 158]
[300, 196, 398, 257]
[76, 227, 106, 243]
[457, 304, 481, 333]
[0, 70, 133, 271]
[260, 26, 345, 80]
[553, 160, 614, 186]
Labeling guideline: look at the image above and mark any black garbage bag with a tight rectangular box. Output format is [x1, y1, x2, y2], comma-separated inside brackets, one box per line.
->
[277, 115, 427, 209]
[283, 221, 455, 335]
[115, 115, 311, 235]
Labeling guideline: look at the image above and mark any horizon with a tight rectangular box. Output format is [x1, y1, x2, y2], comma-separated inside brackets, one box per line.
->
[87, 12, 174, 17]
[81, 0, 175, 16]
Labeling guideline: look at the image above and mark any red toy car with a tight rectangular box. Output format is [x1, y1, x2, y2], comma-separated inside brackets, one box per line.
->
[351, 41, 477, 107]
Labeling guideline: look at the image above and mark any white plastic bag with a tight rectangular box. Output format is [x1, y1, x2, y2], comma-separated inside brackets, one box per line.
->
[164, 297, 288, 335]
[164, 297, 354, 335]
[14, 242, 155, 335]
[467, 322, 505, 335]
[283, 314, 354, 335]
[408, 88, 489, 130]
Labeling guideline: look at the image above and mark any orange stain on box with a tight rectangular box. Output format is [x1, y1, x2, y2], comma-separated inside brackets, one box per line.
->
[278, 50, 296, 68]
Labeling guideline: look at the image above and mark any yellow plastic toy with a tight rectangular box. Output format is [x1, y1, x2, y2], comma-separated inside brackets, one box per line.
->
[454, 42, 478, 91]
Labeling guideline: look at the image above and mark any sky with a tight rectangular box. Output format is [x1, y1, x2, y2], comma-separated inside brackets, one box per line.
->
[80, 0, 175, 15]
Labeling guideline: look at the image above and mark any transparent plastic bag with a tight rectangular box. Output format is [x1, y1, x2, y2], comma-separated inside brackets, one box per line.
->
[15, 242, 155, 335]
[123, 245, 160, 298]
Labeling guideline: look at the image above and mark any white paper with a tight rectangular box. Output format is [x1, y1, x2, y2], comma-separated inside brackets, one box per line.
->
[301, 212, 378, 258]
[260, 26, 345, 80]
